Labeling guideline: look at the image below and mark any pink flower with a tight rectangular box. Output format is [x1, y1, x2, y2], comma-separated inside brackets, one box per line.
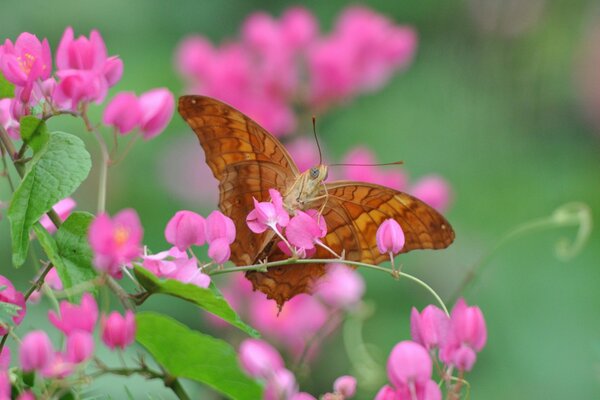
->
[54, 69, 108, 109]
[291, 393, 317, 400]
[410, 176, 451, 212]
[280, 8, 318, 50]
[205, 210, 236, 264]
[0, 275, 26, 335]
[376, 219, 405, 255]
[101, 310, 136, 350]
[102, 92, 142, 134]
[88, 209, 143, 278]
[138, 88, 175, 139]
[263, 368, 298, 400]
[315, 264, 364, 310]
[103, 56, 123, 86]
[439, 299, 487, 371]
[374, 385, 398, 400]
[168, 258, 211, 288]
[0, 347, 10, 369]
[40, 197, 76, 234]
[19, 331, 54, 372]
[285, 210, 327, 252]
[0, 33, 52, 101]
[48, 293, 98, 335]
[246, 189, 289, 234]
[142, 247, 185, 277]
[165, 210, 206, 251]
[238, 339, 285, 379]
[387, 341, 431, 389]
[410, 305, 449, 351]
[41, 352, 73, 379]
[249, 294, 327, 358]
[65, 330, 94, 364]
[0, 99, 20, 139]
[333, 375, 357, 398]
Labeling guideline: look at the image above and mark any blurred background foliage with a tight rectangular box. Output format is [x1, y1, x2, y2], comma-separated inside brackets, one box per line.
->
[1, 0, 599, 398]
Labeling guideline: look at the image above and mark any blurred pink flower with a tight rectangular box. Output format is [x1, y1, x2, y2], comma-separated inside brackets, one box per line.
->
[249, 293, 327, 358]
[54, 69, 108, 110]
[238, 338, 285, 379]
[65, 330, 94, 364]
[341, 148, 407, 191]
[16, 392, 35, 400]
[168, 258, 210, 288]
[0, 98, 20, 139]
[439, 298, 487, 371]
[41, 352, 73, 379]
[263, 368, 298, 400]
[291, 393, 317, 400]
[102, 92, 142, 134]
[246, 189, 289, 234]
[315, 264, 364, 310]
[374, 385, 398, 400]
[410, 305, 449, 351]
[165, 210, 206, 251]
[0, 33, 52, 102]
[48, 293, 98, 335]
[387, 341, 432, 389]
[40, 197, 76, 234]
[138, 88, 175, 139]
[376, 219, 405, 255]
[88, 209, 143, 278]
[0, 371, 10, 400]
[0, 275, 26, 335]
[142, 247, 185, 276]
[0, 347, 10, 369]
[101, 310, 136, 350]
[205, 210, 236, 264]
[333, 375, 357, 398]
[19, 331, 54, 372]
[410, 175, 452, 212]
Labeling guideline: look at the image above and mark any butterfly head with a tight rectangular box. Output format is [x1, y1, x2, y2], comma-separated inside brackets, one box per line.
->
[309, 165, 328, 182]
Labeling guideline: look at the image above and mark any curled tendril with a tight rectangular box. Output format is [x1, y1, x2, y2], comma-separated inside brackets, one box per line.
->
[550, 202, 592, 260]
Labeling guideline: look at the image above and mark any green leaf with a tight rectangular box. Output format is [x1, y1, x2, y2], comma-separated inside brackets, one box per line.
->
[19, 116, 49, 154]
[0, 300, 21, 323]
[134, 266, 258, 337]
[33, 222, 69, 285]
[55, 212, 97, 301]
[0, 73, 14, 98]
[136, 312, 262, 400]
[8, 132, 91, 266]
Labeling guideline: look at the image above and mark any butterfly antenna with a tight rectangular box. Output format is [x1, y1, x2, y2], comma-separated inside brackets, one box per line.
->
[329, 160, 404, 167]
[312, 116, 323, 165]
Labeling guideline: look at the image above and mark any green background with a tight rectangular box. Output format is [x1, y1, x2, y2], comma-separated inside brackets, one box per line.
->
[1, 0, 599, 398]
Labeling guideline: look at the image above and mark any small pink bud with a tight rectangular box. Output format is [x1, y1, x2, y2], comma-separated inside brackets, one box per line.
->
[205, 210, 236, 244]
[264, 368, 298, 400]
[376, 219, 405, 254]
[238, 339, 284, 379]
[207, 238, 231, 264]
[291, 393, 317, 400]
[387, 341, 432, 389]
[66, 330, 94, 364]
[101, 310, 136, 350]
[410, 305, 449, 351]
[164, 210, 206, 251]
[17, 391, 36, 400]
[333, 375, 357, 397]
[103, 56, 123, 87]
[48, 293, 98, 335]
[19, 331, 54, 372]
[0, 347, 10, 369]
[138, 88, 175, 139]
[102, 92, 142, 135]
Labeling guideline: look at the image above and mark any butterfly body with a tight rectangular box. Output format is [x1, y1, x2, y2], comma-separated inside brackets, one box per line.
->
[178, 95, 455, 307]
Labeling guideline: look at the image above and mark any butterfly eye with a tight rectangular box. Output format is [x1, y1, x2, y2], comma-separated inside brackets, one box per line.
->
[310, 167, 319, 179]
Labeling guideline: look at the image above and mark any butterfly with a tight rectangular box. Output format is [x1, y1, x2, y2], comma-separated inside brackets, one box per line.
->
[178, 96, 455, 307]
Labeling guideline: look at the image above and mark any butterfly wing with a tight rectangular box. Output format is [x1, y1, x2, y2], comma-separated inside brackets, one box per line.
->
[178, 96, 300, 264]
[246, 181, 455, 307]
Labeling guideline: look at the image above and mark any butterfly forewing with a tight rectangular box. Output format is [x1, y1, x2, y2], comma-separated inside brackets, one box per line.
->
[178, 95, 455, 307]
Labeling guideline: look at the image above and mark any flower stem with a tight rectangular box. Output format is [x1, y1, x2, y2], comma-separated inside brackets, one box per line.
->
[210, 257, 448, 315]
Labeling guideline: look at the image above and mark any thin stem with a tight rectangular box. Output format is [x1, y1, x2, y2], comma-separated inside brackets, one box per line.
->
[81, 105, 110, 213]
[210, 257, 448, 315]
[106, 276, 135, 311]
[449, 202, 592, 303]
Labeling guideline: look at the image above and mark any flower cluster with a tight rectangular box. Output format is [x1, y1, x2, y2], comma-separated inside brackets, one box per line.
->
[19, 294, 134, 380]
[0, 275, 26, 335]
[0, 28, 173, 141]
[176, 6, 416, 136]
[239, 338, 357, 400]
[376, 299, 487, 399]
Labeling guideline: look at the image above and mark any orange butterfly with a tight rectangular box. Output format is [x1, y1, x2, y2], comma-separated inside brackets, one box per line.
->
[178, 96, 455, 307]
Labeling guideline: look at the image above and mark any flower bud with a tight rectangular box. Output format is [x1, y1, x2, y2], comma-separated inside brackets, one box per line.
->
[19, 331, 54, 372]
[101, 310, 136, 350]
